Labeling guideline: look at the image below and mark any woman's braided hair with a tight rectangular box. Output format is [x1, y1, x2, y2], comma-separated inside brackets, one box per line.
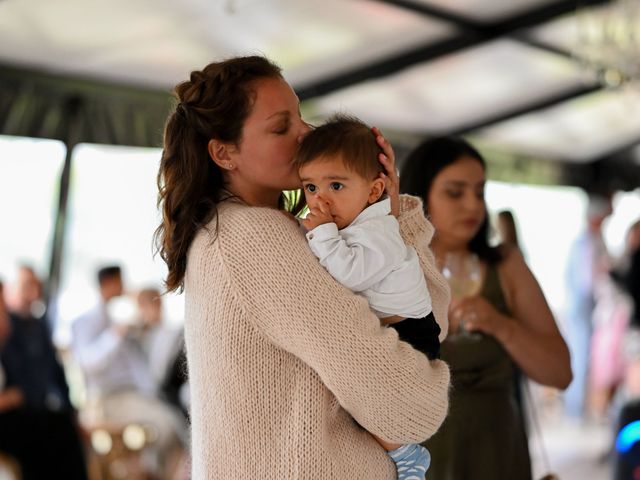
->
[154, 56, 283, 292]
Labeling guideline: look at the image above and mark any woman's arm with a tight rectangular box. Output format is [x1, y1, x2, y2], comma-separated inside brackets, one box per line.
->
[459, 248, 572, 389]
[397, 196, 450, 340]
[374, 129, 450, 337]
[212, 205, 450, 445]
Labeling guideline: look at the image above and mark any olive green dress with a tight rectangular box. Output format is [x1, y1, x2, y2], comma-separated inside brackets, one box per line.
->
[424, 264, 532, 480]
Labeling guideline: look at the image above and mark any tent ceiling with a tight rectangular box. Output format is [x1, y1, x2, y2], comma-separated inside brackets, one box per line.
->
[0, 0, 458, 90]
[0, 0, 638, 173]
[310, 39, 596, 135]
[394, 0, 560, 23]
[472, 88, 640, 163]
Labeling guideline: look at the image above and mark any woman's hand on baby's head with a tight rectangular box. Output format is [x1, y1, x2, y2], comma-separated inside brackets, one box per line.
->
[373, 127, 400, 218]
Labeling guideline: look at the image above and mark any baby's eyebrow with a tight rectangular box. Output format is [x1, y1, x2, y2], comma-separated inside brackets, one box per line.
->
[324, 176, 350, 181]
[299, 175, 350, 182]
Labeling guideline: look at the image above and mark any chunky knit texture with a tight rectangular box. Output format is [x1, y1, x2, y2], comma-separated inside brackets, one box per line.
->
[184, 195, 450, 479]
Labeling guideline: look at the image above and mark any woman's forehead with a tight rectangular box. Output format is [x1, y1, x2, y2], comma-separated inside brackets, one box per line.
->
[249, 77, 297, 118]
[437, 157, 485, 182]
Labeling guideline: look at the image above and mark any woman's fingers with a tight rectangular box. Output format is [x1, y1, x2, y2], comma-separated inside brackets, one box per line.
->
[373, 126, 396, 165]
[373, 127, 400, 217]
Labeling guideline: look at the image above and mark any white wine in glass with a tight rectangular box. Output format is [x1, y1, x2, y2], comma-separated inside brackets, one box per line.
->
[441, 252, 482, 337]
[447, 276, 482, 300]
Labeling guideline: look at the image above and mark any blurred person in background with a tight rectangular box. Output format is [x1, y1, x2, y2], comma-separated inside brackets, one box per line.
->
[588, 219, 639, 421]
[3, 266, 69, 411]
[616, 220, 640, 332]
[135, 288, 188, 419]
[615, 219, 640, 398]
[497, 209, 521, 251]
[610, 220, 640, 480]
[72, 265, 186, 479]
[0, 277, 24, 477]
[400, 136, 571, 480]
[0, 267, 88, 480]
[564, 194, 613, 420]
[0, 279, 23, 412]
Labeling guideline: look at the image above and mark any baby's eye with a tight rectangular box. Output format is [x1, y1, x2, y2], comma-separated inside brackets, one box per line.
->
[305, 184, 317, 193]
[330, 182, 344, 191]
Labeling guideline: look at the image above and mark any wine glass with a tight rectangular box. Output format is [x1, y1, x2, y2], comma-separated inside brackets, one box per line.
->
[441, 252, 482, 338]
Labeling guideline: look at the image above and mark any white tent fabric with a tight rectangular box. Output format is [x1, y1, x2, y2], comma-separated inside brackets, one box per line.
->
[0, 0, 456, 89]
[0, 0, 638, 166]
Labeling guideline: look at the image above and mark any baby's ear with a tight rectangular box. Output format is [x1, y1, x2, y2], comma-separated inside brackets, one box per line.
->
[368, 177, 386, 204]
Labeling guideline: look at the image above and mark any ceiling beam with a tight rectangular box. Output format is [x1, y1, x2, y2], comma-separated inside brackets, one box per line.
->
[379, 0, 611, 70]
[455, 83, 602, 135]
[296, 35, 479, 100]
[509, 33, 575, 59]
[297, 0, 611, 101]
[591, 137, 640, 163]
[378, 0, 611, 33]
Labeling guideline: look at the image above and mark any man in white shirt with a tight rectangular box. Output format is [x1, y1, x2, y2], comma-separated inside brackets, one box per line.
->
[135, 288, 188, 418]
[72, 266, 186, 477]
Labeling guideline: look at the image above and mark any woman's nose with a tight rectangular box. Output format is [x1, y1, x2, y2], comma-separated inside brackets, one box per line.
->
[463, 193, 482, 210]
[297, 121, 313, 143]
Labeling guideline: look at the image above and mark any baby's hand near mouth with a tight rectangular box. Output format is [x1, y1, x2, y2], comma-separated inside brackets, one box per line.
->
[302, 202, 334, 230]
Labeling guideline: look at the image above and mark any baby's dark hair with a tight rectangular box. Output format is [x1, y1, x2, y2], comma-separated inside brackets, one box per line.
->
[295, 114, 384, 180]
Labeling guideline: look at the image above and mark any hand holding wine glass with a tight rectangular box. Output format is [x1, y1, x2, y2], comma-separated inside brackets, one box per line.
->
[441, 252, 482, 337]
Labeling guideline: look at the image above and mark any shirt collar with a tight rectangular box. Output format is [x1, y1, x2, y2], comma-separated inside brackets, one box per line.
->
[350, 196, 391, 226]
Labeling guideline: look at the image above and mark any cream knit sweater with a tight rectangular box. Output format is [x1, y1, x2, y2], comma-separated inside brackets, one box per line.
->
[184, 194, 450, 479]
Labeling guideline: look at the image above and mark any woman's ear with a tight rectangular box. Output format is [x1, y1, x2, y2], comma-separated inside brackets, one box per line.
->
[208, 139, 236, 171]
[368, 177, 386, 204]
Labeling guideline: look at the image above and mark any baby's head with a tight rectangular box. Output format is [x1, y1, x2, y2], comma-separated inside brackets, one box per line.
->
[295, 115, 386, 229]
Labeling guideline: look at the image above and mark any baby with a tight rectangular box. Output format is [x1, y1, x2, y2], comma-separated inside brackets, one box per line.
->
[295, 115, 441, 480]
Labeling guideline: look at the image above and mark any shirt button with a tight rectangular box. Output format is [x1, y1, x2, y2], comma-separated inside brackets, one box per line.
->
[308, 233, 314, 240]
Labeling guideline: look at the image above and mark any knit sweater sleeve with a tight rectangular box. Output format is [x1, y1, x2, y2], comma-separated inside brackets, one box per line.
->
[397, 195, 450, 340]
[216, 204, 450, 444]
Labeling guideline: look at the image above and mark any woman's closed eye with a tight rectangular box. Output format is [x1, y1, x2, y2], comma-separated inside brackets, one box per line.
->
[273, 119, 290, 135]
[445, 189, 463, 198]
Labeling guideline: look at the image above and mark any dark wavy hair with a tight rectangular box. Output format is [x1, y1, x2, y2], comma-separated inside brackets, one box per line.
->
[400, 136, 503, 265]
[154, 56, 286, 293]
[294, 114, 384, 180]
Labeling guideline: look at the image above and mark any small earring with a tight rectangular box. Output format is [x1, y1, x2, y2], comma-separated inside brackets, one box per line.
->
[226, 163, 234, 170]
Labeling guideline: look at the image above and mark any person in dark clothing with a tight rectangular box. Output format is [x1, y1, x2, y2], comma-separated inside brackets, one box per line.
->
[612, 220, 640, 480]
[617, 220, 640, 327]
[0, 266, 88, 480]
[628, 248, 640, 327]
[161, 346, 189, 419]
